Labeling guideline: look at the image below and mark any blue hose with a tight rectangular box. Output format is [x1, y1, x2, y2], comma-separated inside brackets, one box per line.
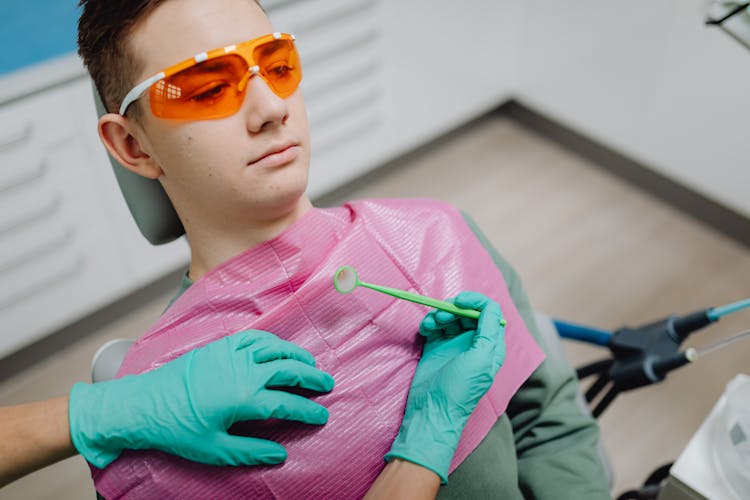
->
[707, 298, 750, 321]
[553, 319, 612, 347]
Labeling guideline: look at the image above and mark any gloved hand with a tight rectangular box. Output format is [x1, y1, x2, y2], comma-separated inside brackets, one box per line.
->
[385, 292, 506, 484]
[69, 330, 334, 468]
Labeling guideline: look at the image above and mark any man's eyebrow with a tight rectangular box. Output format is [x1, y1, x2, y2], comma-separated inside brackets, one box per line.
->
[192, 59, 235, 74]
[257, 42, 287, 58]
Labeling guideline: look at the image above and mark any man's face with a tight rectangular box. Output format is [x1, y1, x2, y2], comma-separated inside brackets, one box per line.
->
[127, 0, 311, 223]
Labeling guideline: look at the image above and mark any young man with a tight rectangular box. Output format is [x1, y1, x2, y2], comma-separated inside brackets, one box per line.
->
[78, 0, 610, 497]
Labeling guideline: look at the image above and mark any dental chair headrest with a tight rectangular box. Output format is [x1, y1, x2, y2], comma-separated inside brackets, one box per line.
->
[92, 82, 185, 245]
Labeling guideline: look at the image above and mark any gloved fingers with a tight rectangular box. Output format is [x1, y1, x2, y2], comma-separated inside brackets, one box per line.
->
[233, 329, 279, 347]
[263, 359, 335, 393]
[421, 302, 479, 341]
[435, 303, 472, 336]
[419, 311, 446, 341]
[485, 302, 507, 373]
[457, 290, 508, 331]
[464, 299, 503, 370]
[440, 293, 495, 333]
[252, 341, 318, 367]
[433, 309, 457, 325]
[208, 433, 288, 466]
[454, 291, 492, 311]
[252, 391, 330, 425]
[233, 329, 317, 367]
[461, 291, 506, 348]
[476, 296, 502, 334]
[458, 314, 479, 332]
[421, 293, 501, 341]
[492, 324, 507, 373]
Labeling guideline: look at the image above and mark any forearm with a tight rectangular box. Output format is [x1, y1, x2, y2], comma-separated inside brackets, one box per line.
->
[365, 459, 440, 500]
[0, 396, 77, 487]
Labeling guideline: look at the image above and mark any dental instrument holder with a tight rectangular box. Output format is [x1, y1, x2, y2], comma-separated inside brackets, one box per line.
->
[557, 299, 749, 500]
[609, 312, 708, 389]
[559, 309, 713, 418]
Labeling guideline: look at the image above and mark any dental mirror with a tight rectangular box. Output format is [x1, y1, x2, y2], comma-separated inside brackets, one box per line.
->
[334, 265, 506, 325]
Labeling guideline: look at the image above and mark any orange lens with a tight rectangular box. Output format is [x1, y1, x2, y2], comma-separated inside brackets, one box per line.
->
[149, 39, 302, 120]
[150, 54, 247, 120]
[253, 39, 302, 98]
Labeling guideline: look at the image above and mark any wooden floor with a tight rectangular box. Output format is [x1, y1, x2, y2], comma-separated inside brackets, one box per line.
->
[2, 115, 749, 498]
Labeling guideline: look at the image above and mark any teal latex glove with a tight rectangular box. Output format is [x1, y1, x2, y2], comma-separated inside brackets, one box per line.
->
[69, 330, 334, 469]
[385, 291, 506, 484]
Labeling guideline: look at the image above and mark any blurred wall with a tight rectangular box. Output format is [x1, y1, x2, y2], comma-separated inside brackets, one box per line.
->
[517, 0, 750, 218]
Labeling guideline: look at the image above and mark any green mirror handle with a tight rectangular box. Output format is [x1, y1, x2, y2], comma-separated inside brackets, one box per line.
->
[360, 282, 506, 326]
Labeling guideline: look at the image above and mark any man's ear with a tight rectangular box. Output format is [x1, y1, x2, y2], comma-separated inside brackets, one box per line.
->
[98, 113, 164, 179]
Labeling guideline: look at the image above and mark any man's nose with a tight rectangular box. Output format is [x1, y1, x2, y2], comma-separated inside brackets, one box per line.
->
[241, 74, 289, 133]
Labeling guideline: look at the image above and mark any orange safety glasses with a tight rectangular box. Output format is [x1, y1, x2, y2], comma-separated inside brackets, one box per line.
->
[119, 32, 302, 120]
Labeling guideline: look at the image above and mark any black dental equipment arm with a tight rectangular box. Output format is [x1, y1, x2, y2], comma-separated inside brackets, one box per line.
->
[557, 307, 715, 418]
[555, 298, 750, 500]
[607, 311, 707, 388]
[563, 295, 750, 416]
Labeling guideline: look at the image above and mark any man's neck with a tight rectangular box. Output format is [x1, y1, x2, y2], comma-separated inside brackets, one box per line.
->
[185, 196, 313, 281]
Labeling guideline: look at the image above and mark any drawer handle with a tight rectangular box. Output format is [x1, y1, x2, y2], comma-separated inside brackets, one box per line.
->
[0, 193, 62, 237]
[0, 253, 85, 310]
[0, 159, 48, 194]
[0, 226, 74, 274]
[0, 124, 33, 152]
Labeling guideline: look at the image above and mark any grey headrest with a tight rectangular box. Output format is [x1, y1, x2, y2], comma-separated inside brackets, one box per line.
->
[91, 81, 185, 245]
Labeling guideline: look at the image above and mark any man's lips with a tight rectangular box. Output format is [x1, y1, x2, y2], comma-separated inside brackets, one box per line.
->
[248, 144, 300, 168]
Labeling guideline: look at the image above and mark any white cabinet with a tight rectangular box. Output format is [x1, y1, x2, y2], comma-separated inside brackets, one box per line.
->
[0, 81, 131, 356]
[0, 74, 189, 359]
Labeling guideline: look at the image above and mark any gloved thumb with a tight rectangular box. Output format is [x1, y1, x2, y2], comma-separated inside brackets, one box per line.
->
[476, 299, 506, 372]
[207, 434, 288, 466]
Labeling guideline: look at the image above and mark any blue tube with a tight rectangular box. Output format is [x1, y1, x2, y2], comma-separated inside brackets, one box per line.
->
[707, 298, 750, 321]
[553, 319, 612, 347]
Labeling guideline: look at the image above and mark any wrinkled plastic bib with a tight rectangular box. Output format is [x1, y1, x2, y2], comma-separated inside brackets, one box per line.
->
[93, 198, 545, 499]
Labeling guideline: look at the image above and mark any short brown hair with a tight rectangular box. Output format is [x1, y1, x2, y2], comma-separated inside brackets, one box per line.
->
[78, 0, 262, 118]
[77, 0, 167, 117]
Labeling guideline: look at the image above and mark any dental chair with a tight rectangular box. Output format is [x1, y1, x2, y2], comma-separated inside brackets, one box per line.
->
[89, 84, 616, 491]
[91, 84, 184, 245]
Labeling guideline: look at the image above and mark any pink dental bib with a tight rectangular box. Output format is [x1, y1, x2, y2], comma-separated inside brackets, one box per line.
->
[93, 198, 544, 499]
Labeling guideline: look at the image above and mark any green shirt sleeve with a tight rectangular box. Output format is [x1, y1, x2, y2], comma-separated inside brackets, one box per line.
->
[462, 212, 610, 499]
